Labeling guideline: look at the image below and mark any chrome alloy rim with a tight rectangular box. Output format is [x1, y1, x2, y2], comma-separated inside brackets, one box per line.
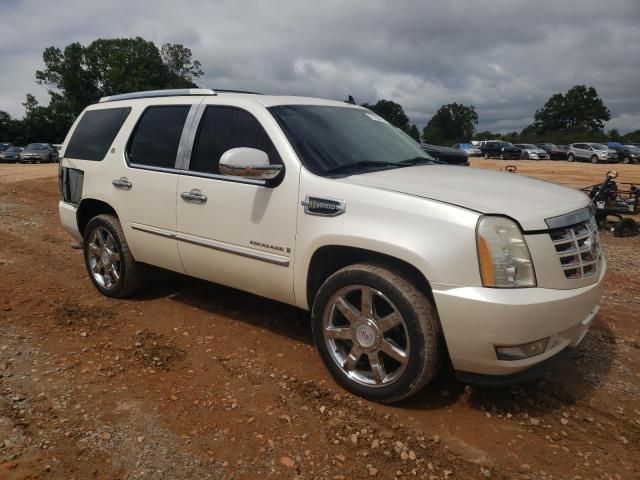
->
[323, 285, 410, 387]
[87, 227, 121, 289]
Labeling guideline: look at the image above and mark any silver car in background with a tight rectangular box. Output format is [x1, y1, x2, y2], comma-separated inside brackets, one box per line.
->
[18, 143, 60, 163]
[567, 143, 618, 164]
[514, 144, 549, 160]
[0, 146, 24, 163]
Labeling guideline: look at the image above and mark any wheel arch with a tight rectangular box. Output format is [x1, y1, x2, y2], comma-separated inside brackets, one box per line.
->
[76, 198, 118, 236]
[304, 245, 433, 311]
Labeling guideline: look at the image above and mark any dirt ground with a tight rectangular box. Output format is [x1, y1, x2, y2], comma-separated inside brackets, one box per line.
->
[0, 160, 639, 480]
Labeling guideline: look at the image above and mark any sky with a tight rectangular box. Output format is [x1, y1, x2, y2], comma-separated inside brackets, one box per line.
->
[1, 0, 639, 133]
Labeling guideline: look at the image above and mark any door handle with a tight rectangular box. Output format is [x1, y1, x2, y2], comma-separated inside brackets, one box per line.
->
[180, 189, 207, 203]
[112, 177, 132, 189]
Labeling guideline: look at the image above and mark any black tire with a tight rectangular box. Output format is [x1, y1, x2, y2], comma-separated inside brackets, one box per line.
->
[591, 155, 599, 164]
[567, 153, 575, 162]
[483, 152, 490, 159]
[311, 262, 442, 403]
[622, 156, 630, 164]
[499, 152, 505, 160]
[83, 214, 140, 298]
[523, 152, 529, 160]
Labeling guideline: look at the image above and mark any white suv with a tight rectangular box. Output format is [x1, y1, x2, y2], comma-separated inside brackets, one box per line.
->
[58, 89, 605, 402]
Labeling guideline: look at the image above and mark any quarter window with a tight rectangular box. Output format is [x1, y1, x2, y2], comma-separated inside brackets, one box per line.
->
[190, 106, 281, 174]
[128, 106, 190, 168]
[65, 108, 131, 161]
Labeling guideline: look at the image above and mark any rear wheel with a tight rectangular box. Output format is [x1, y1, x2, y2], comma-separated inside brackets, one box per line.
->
[83, 214, 140, 298]
[523, 152, 529, 160]
[622, 156, 630, 164]
[312, 263, 441, 403]
[591, 155, 599, 164]
[499, 152, 505, 160]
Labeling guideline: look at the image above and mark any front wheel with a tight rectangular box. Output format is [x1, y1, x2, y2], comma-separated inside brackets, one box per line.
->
[591, 155, 599, 164]
[567, 153, 575, 162]
[311, 263, 442, 403]
[484, 152, 490, 159]
[499, 152, 505, 160]
[83, 214, 140, 298]
[622, 156, 630, 164]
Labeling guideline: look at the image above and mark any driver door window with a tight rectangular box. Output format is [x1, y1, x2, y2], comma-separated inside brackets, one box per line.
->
[189, 106, 282, 174]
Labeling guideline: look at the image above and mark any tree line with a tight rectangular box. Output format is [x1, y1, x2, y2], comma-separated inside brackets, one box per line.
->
[365, 85, 637, 146]
[1, 37, 637, 146]
[0, 37, 203, 145]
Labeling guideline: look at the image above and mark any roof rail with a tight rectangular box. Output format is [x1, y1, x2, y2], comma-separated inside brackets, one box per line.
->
[99, 88, 216, 103]
[214, 89, 262, 95]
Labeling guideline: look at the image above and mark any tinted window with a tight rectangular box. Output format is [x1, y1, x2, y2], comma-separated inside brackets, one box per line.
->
[269, 105, 429, 176]
[190, 106, 281, 174]
[66, 108, 131, 161]
[128, 106, 190, 168]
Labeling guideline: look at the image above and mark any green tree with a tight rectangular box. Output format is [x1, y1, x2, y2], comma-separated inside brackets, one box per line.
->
[161, 43, 203, 85]
[621, 129, 640, 142]
[422, 103, 478, 145]
[0, 111, 13, 140]
[472, 130, 502, 141]
[0, 37, 206, 144]
[531, 85, 610, 136]
[361, 99, 410, 129]
[607, 128, 621, 141]
[406, 124, 421, 142]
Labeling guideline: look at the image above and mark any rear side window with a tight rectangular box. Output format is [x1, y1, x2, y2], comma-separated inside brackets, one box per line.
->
[128, 106, 190, 169]
[65, 107, 131, 161]
[190, 106, 281, 174]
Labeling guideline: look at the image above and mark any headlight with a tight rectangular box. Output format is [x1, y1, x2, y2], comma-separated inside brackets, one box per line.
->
[476, 216, 536, 288]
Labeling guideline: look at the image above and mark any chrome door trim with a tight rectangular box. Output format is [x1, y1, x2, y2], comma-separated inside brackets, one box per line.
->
[131, 223, 176, 239]
[175, 104, 201, 170]
[130, 223, 289, 267]
[177, 232, 290, 267]
[182, 103, 207, 171]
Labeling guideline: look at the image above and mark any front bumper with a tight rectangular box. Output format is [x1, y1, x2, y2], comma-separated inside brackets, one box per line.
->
[432, 257, 605, 377]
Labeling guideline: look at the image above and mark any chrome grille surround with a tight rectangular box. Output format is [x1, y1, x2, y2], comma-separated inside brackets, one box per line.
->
[546, 208, 601, 280]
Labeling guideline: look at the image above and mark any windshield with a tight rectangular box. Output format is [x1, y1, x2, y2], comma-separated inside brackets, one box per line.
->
[5, 147, 21, 152]
[625, 145, 640, 153]
[498, 141, 515, 148]
[269, 105, 431, 176]
[590, 143, 608, 150]
[26, 143, 47, 150]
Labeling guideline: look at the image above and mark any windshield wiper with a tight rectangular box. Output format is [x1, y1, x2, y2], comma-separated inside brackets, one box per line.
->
[324, 160, 402, 175]
[396, 156, 442, 166]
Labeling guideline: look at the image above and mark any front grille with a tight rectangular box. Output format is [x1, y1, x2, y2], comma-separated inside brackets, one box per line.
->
[549, 217, 600, 279]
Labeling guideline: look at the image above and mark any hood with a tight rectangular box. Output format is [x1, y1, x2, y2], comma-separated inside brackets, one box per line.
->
[339, 165, 589, 231]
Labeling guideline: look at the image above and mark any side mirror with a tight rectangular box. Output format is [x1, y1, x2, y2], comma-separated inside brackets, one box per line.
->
[219, 147, 283, 180]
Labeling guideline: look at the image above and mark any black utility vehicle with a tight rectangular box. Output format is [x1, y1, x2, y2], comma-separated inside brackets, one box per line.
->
[536, 143, 568, 160]
[420, 143, 469, 166]
[479, 141, 521, 160]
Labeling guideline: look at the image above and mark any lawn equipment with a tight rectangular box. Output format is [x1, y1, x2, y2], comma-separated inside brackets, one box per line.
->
[581, 171, 640, 237]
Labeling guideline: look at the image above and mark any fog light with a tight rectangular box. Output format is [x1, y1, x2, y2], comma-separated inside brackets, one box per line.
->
[495, 338, 549, 360]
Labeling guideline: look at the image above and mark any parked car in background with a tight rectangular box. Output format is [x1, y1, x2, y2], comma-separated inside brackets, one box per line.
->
[452, 143, 482, 157]
[536, 143, 568, 160]
[0, 146, 24, 163]
[0, 143, 13, 152]
[567, 143, 618, 163]
[514, 144, 549, 160]
[421, 143, 469, 166]
[478, 140, 521, 159]
[610, 144, 640, 164]
[19, 143, 60, 163]
[52, 143, 63, 153]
